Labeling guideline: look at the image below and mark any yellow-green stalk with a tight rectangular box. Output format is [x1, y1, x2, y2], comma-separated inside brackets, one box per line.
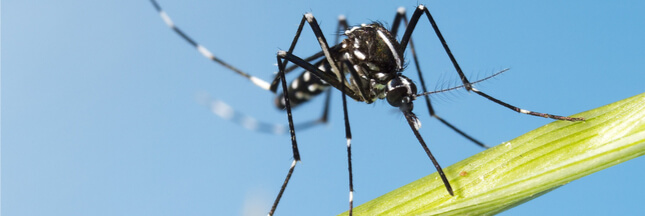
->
[340, 93, 645, 215]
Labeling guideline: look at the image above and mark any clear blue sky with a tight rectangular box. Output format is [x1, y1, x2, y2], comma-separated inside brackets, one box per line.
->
[3, 1, 644, 215]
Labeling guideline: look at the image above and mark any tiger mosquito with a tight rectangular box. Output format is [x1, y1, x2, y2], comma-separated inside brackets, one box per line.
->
[150, 1, 584, 215]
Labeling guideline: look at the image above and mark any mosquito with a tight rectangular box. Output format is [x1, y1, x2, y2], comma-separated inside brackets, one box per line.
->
[150, 1, 584, 215]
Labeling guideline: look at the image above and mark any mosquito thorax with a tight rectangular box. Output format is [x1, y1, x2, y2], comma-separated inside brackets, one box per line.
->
[340, 23, 405, 102]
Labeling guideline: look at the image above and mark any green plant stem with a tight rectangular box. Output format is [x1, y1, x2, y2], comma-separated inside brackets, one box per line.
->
[340, 93, 645, 216]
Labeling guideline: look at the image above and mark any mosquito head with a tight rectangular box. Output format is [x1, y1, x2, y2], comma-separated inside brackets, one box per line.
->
[386, 75, 417, 111]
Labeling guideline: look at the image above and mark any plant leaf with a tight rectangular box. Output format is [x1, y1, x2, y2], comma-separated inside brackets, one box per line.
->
[340, 93, 645, 215]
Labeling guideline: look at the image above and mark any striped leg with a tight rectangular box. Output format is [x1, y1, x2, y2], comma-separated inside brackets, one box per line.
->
[269, 12, 363, 215]
[391, 7, 489, 148]
[202, 95, 326, 134]
[337, 61, 355, 215]
[268, 54, 301, 216]
[400, 5, 584, 122]
[151, 0, 342, 135]
[403, 111, 454, 196]
[150, 0, 271, 90]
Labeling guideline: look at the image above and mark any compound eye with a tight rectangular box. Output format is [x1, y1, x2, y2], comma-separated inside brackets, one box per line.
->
[386, 86, 406, 107]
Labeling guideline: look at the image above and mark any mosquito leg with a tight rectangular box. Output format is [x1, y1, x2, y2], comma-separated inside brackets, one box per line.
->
[279, 13, 360, 213]
[301, 13, 346, 82]
[404, 111, 454, 196]
[149, 0, 271, 90]
[338, 62, 355, 215]
[269, 159, 296, 216]
[272, 10, 349, 125]
[277, 51, 362, 101]
[402, 5, 584, 122]
[268, 53, 302, 216]
[470, 88, 585, 121]
[269, 17, 309, 92]
[268, 12, 367, 213]
[269, 10, 349, 92]
[316, 89, 332, 124]
[392, 7, 488, 148]
[268, 12, 348, 91]
[311, 15, 350, 125]
[274, 13, 363, 106]
[203, 95, 328, 134]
